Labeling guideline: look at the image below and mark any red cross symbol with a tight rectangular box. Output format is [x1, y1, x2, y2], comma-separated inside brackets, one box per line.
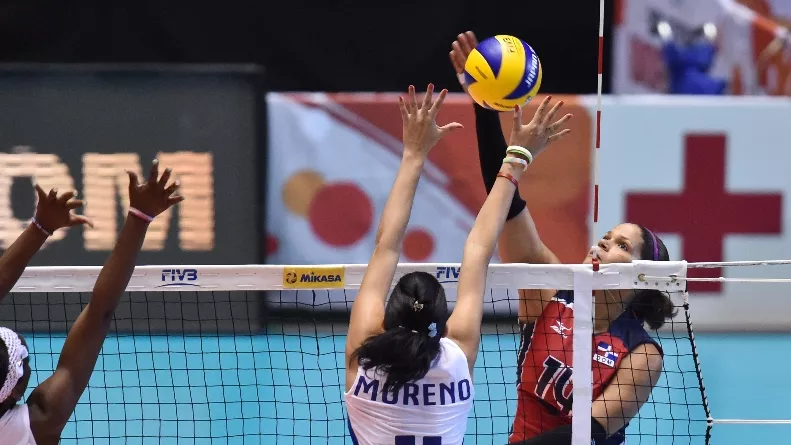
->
[626, 134, 783, 293]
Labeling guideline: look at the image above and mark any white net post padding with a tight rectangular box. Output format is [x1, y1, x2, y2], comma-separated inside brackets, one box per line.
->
[9, 261, 689, 444]
[572, 267, 594, 444]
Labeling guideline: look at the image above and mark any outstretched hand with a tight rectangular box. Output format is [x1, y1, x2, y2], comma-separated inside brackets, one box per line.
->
[449, 31, 479, 92]
[34, 186, 93, 233]
[399, 84, 463, 159]
[126, 160, 184, 219]
[509, 96, 573, 158]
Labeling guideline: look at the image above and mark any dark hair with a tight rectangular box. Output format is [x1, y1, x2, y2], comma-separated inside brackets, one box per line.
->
[627, 224, 678, 330]
[351, 271, 449, 394]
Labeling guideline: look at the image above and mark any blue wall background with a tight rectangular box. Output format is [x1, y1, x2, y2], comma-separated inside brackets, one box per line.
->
[26, 332, 791, 444]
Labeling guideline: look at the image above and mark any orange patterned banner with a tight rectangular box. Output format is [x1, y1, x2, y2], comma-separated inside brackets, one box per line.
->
[267, 93, 592, 265]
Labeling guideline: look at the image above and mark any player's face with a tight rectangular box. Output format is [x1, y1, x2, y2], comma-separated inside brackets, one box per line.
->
[584, 223, 644, 264]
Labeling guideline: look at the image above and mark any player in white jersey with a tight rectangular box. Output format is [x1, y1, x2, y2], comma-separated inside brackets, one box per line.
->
[0, 161, 182, 444]
[344, 84, 570, 445]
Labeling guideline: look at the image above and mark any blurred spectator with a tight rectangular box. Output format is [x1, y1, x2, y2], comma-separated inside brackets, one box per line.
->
[657, 21, 728, 95]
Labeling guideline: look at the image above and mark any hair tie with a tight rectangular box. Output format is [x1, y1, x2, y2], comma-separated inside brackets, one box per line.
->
[0, 327, 28, 403]
[427, 322, 438, 338]
[412, 300, 424, 312]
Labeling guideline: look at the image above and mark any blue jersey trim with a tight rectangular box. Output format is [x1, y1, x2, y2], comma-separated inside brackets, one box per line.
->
[348, 419, 359, 445]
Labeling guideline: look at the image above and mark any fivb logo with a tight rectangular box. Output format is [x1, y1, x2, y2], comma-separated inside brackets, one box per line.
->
[435, 266, 461, 284]
[158, 268, 199, 287]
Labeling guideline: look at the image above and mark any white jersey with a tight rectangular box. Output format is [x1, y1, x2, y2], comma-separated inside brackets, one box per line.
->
[345, 337, 474, 445]
[0, 405, 36, 445]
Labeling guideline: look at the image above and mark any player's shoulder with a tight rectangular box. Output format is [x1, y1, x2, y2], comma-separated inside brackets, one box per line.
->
[549, 290, 575, 307]
[608, 311, 664, 356]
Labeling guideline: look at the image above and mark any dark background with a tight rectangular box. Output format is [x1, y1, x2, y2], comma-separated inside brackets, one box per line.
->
[0, 0, 614, 94]
[0, 68, 264, 266]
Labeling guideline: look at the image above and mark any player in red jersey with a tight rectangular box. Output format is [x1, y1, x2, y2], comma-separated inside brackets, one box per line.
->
[450, 32, 675, 445]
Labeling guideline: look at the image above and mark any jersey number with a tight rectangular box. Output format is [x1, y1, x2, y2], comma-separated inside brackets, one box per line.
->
[534, 355, 573, 414]
[395, 436, 441, 445]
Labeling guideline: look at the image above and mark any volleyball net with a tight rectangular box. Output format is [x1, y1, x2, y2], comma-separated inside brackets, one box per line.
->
[2, 261, 721, 444]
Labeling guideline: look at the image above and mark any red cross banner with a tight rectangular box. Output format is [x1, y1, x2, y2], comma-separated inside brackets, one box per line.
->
[266, 93, 789, 330]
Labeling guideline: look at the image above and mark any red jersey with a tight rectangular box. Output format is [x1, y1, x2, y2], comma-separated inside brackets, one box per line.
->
[509, 290, 662, 444]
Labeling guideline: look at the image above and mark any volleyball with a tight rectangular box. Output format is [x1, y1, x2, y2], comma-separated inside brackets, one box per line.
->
[463, 35, 543, 111]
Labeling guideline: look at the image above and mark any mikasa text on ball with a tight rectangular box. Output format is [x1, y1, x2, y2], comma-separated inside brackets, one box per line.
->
[464, 35, 543, 111]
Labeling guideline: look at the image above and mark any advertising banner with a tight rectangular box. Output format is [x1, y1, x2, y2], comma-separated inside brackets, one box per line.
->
[267, 92, 791, 330]
[0, 67, 264, 267]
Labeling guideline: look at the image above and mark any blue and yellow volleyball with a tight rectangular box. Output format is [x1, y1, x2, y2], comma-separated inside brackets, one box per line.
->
[464, 35, 543, 111]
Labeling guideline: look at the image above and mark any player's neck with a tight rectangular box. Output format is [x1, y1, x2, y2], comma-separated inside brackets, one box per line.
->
[592, 290, 626, 333]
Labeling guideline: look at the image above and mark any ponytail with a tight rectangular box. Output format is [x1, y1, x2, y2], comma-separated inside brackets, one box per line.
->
[629, 225, 677, 329]
[352, 327, 441, 394]
[351, 271, 448, 395]
[628, 289, 677, 330]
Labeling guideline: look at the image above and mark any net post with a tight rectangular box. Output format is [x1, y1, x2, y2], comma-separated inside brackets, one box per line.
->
[572, 267, 594, 445]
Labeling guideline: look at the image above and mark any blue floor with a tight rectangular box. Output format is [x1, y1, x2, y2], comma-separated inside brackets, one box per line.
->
[24, 332, 790, 444]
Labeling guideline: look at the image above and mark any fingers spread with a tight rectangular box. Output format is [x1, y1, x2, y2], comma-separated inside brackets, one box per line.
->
[407, 85, 417, 114]
[547, 128, 572, 143]
[164, 180, 181, 196]
[65, 199, 85, 210]
[69, 215, 94, 228]
[158, 168, 172, 188]
[542, 100, 564, 128]
[398, 96, 409, 122]
[422, 83, 434, 110]
[34, 184, 46, 202]
[147, 159, 159, 184]
[547, 113, 573, 133]
[56, 190, 75, 205]
[126, 170, 139, 188]
[167, 195, 186, 206]
[438, 122, 463, 134]
[531, 95, 552, 124]
[513, 104, 523, 127]
[429, 88, 448, 116]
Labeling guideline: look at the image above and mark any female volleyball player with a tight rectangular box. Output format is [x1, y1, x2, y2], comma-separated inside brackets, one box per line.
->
[0, 161, 182, 444]
[344, 84, 540, 445]
[451, 31, 674, 445]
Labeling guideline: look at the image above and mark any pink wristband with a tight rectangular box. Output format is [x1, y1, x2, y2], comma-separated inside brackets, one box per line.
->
[30, 218, 52, 237]
[128, 207, 154, 222]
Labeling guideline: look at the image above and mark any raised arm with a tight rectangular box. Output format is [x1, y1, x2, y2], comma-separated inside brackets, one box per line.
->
[447, 99, 570, 368]
[345, 85, 462, 371]
[451, 31, 571, 324]
[26, 161, 183, 444]
[0, 186, 91, 300]
[447, 149, 527, 367]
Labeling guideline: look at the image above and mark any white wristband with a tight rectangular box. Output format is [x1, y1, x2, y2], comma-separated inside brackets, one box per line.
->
[457, 72, 467, 88]
[506, 146, 534, 164]
[503, 156, 528, 171]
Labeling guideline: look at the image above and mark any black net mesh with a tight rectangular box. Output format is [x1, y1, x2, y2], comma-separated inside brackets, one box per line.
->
[0, 286, 709, 444]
